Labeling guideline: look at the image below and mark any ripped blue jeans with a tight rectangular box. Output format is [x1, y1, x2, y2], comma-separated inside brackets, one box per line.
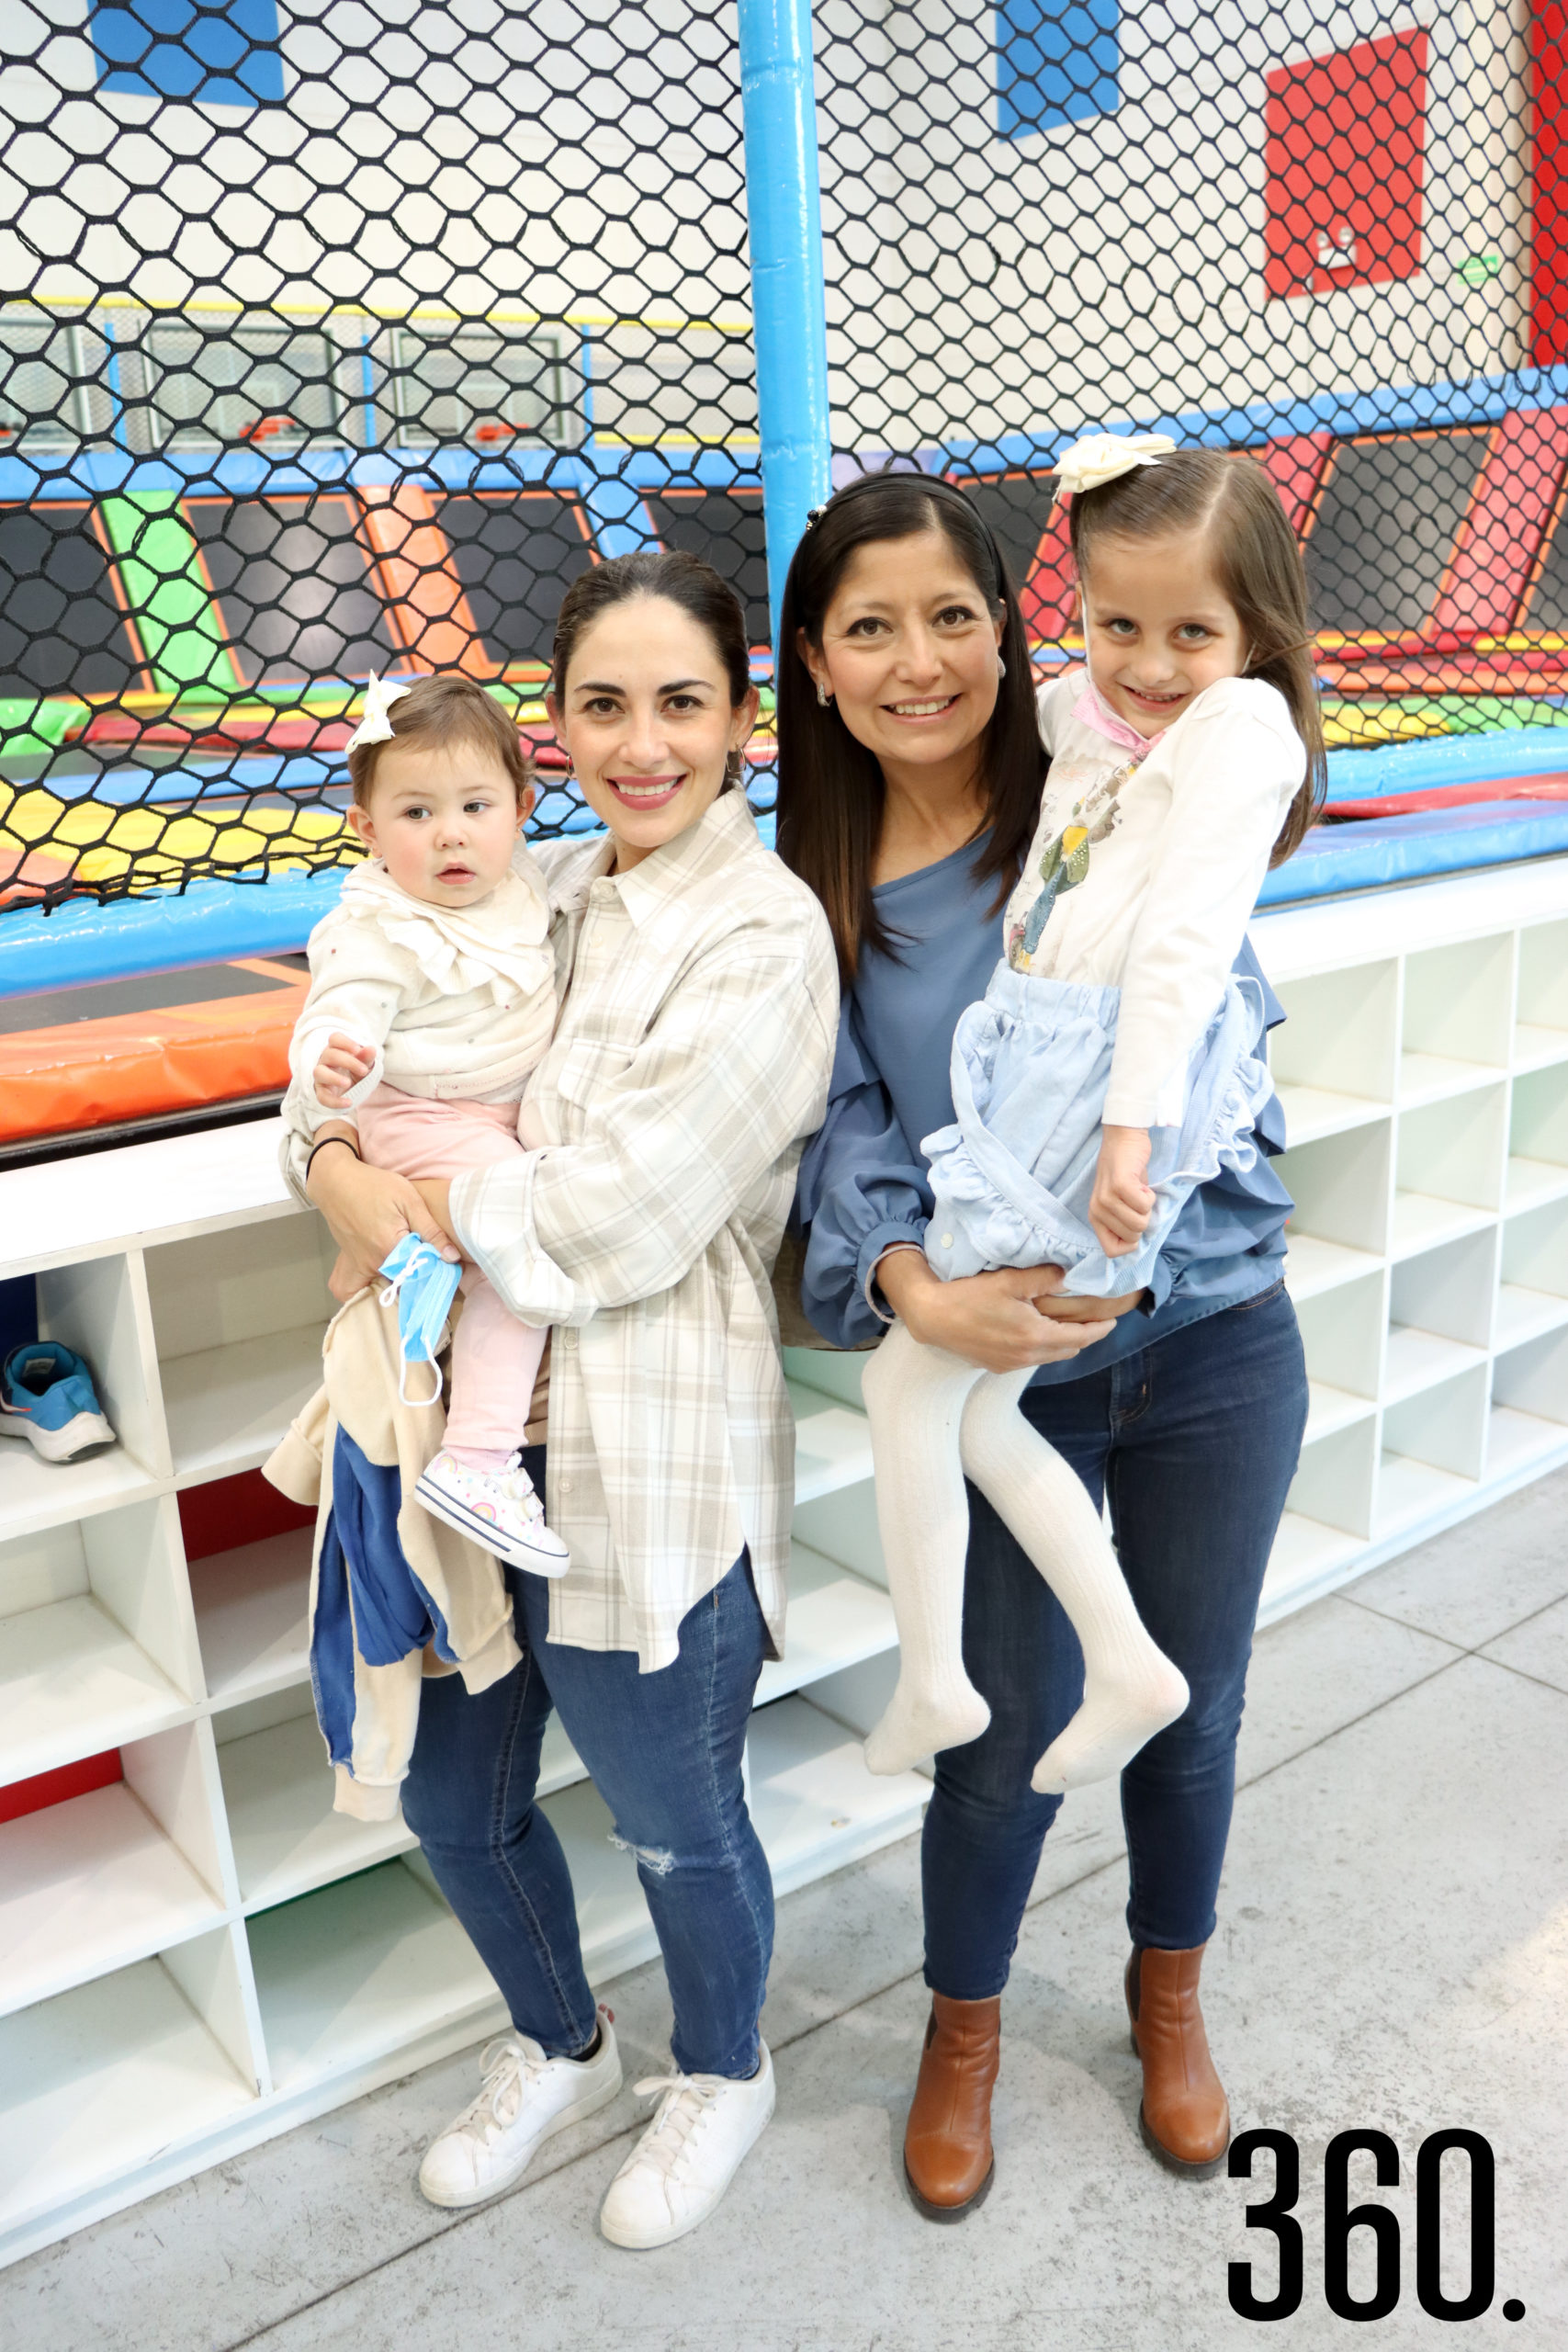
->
[400, 1461, 772, 2079]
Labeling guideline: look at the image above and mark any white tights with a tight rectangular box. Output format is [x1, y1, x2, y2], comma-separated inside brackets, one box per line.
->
[859, 1320, 1189, 1791]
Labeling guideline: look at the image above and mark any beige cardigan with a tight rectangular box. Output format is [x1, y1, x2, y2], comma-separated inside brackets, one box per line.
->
[265, 1283, 519, 1821]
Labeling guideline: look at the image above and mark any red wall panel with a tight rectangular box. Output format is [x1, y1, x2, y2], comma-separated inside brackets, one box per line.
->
[0, 1750, 122, 1826]
[1265, 29, 1428, 301]
[1533, 3, 1568, 362]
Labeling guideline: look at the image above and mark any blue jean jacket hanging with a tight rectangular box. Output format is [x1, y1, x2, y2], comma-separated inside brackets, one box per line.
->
[921, 960, 1274, 1296]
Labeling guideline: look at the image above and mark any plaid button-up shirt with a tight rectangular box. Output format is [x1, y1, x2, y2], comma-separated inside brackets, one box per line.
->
[451, 790, 838, 1670]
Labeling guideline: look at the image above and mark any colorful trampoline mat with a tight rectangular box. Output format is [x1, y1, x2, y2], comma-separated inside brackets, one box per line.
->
[0, 956, 305, 1147]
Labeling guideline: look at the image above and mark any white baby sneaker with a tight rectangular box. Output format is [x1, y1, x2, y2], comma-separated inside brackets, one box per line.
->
[418, 2009, 622, 2208]
[598, 2040, 775, 2250]
[413, 1447, 570, 1574]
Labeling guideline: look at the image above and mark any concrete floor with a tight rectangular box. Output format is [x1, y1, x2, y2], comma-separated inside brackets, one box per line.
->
[7, 1469, 1568, 2352]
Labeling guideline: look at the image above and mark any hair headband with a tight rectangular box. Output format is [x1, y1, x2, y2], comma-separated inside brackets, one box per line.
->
[346, 672, 412, 752]
[1054, 432, 1178, 497]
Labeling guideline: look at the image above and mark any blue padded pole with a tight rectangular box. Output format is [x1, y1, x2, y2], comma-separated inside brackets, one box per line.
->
[738, 0, 832, 653]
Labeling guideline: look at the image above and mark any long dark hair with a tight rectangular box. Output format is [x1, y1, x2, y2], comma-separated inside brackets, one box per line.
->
[551, 548, 752, 789]
[774, 471, 1045, 982]
[1069, 449, 1325, 865]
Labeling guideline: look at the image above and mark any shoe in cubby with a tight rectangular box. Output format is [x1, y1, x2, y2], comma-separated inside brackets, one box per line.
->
[0, 1340, 114, 1464]
[0, 1254, 165, 1542]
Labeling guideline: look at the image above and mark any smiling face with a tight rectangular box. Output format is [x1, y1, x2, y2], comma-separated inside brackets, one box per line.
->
[348, 736, 529, 907]
[799, 527, 1004, 799]
[547, 594, 759, 872]
[1080, 530, 1247, 736]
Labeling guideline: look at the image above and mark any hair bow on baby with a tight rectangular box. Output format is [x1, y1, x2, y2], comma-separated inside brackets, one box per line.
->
[346, 671, 412, 752]
[1054, 432, 1179, 497]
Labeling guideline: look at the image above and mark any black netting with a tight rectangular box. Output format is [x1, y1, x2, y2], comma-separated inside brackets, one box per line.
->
[818, 0, 1556, 752]
[1, 1, 1563, 916]
[0, 0, 765, 908]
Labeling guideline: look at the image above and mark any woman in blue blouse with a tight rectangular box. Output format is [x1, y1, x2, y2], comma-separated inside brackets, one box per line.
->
[775, 472, 1308, 2218]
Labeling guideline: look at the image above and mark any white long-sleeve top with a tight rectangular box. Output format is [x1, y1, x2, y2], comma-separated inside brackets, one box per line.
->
[1003, 670, 1305, 1127]
[286, 853, 557, 1133]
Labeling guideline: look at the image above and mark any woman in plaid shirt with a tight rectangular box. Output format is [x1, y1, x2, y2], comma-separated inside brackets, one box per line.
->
[299, 552, 838, 2251]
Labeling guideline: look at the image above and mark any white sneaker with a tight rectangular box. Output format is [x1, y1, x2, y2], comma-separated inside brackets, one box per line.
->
[418, 2008, 622, 2208]
[598, 2041, 775, 2250]
[414, 1448, 570, 1575]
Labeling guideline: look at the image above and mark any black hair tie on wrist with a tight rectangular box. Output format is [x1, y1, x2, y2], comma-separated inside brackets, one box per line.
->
[306, 1134, 363, 1183]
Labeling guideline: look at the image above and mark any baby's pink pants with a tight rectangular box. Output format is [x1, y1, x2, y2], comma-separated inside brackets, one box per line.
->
[355, 1085, 546, 1462]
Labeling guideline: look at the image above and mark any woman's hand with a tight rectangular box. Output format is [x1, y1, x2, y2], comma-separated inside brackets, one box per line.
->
[875, 1248, 1125, 1374]
[306, 1127, 459, 1304]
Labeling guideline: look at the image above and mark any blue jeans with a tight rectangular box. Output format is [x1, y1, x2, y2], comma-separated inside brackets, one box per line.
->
[400, 1469, 773, 2079]
[922, 1281, 1308, 1998]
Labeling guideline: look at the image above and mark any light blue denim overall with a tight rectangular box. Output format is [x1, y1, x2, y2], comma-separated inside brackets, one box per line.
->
[921, 958, 1274, 1297]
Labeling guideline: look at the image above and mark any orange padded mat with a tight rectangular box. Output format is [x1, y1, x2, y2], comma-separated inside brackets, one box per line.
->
[0, 956, 307, 1147]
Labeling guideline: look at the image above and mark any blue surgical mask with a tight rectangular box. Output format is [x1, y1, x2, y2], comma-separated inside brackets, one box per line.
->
[378, 1232, 463, 1405]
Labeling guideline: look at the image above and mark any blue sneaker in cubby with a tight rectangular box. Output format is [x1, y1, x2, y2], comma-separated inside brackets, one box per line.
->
[0, 1341, 116, 1463]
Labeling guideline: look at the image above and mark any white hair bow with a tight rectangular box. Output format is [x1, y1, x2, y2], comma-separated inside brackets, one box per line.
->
[1054, 432, 1178, 497]
[346, 672, 412, 752]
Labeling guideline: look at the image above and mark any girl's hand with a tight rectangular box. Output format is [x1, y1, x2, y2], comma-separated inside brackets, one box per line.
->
[306, 1126, 459, 1303]
[312, 1032, 377, 1107]
[1089, 1125, 1155, 1256]
[876, 1249, 1119, 1374]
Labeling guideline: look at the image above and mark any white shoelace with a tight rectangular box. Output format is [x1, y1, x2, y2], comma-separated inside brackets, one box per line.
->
[454, 2037, 547, 2143]
[628, 2074, 724, 2179]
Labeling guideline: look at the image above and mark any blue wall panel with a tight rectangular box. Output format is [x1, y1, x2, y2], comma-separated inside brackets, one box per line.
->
[90, 0, 285, 107]
[997, 0, 1120, 140]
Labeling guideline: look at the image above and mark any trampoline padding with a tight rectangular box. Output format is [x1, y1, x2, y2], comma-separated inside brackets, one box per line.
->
[0, 961, 307, 1144]
[1258, 800, 1568, 903]
[1325, 723, 1568, 800]
[0, 867, 350, 998]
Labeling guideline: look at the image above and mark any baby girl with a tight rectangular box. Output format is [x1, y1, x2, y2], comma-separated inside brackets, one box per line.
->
[288, 671, 566, 1572]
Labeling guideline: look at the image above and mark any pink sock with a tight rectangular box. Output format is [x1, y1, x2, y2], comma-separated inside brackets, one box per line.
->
[444, 1443, 514, 1474]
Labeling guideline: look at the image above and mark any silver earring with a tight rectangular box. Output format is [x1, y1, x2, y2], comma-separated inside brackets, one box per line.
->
[817, 683, 832, 707]
[997, 657, 1008, 679]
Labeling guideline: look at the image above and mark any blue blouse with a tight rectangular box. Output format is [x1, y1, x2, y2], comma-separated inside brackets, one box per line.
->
[794, 832, 1292, 1379]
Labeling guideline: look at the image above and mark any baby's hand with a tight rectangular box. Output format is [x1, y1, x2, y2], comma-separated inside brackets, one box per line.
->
[313, 1033, 376, 1106]
[1089, 1125, 1155, 1257]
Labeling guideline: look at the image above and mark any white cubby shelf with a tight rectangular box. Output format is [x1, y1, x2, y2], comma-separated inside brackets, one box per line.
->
[1, 856, 1565, 2265]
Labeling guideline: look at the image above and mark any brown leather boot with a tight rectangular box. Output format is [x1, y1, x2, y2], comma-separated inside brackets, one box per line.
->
[1125, 1944, 1231, 2177]
[902, 1992, 1000, 2221]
